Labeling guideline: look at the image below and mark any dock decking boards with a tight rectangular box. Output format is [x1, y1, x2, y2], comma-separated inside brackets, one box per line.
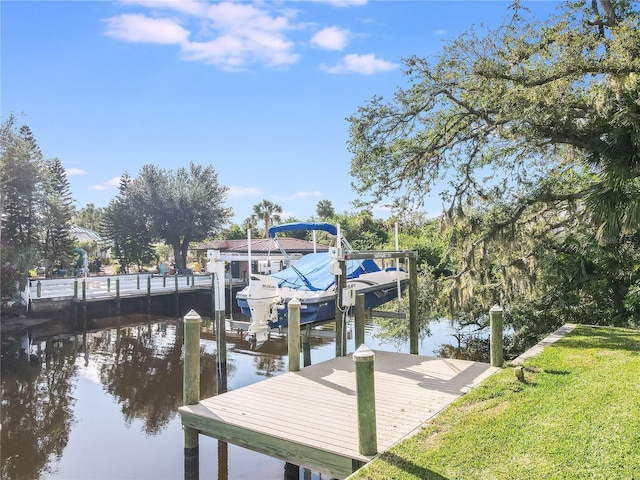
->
[179, 350, 499, 479]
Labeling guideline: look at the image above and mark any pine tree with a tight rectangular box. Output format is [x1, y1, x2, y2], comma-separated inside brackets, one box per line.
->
[41, 158, 75, 275]
[100, 173, 154, 273]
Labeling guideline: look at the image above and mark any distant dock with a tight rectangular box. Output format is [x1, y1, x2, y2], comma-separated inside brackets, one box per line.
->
[26, 274, 246, 319]
[180, 350, 499, 479]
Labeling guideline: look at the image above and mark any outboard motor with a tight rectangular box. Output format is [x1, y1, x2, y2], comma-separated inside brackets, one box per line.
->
[246, 275, 281, 345]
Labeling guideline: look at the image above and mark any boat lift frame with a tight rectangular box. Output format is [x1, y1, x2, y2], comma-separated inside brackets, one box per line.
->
[334, 249, 419, 356]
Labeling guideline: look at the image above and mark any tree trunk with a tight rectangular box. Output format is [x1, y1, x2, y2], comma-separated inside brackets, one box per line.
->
[172, 244, 185, 271]
[180, 239, 190, 272]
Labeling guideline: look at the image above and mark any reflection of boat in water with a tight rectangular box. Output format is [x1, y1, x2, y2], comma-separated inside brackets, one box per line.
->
[236, 222, 408, 344]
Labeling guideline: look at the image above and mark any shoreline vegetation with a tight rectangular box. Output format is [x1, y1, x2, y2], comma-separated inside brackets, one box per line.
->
[349, 325, 640, 480]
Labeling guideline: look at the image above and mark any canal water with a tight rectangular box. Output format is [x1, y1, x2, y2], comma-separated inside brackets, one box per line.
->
[1, 314, 473, 480]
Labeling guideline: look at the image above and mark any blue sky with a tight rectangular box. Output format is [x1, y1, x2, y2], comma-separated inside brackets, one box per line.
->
[2, 0, 560, 225]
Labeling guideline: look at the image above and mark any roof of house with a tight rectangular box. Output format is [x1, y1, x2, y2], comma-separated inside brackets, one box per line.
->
[192, 237, 330, 254]
[70, 225, 111, 244]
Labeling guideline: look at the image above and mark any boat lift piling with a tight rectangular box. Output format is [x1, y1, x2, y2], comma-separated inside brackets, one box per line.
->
[288, 298, 301, 372]
[334, 258, 348, 357]
[302, 324, 312, 367]
[355, 293, 365, 348]
[207, 251, 228, 394]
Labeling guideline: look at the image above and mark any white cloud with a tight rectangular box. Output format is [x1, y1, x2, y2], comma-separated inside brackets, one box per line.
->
[104, 2, 300, 70]
[66, 168, 87, 176]
[435, 29, 448, 36]
[307, 0, 368, 7]
[325, 53, 398, 75]
[120, 0, 207, 17]
[228, 186, 261, 198]
[104, 14, 189, 44]
[91, 177, 121, 191]
[286, 190, 323, 200]
[311, 26, 350, 50]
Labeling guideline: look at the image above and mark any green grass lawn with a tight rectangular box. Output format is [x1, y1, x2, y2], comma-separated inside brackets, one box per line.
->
[350, 325, 640, 480]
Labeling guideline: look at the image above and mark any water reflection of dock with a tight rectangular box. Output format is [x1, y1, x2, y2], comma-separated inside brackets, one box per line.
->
[180, 350, 499, 479]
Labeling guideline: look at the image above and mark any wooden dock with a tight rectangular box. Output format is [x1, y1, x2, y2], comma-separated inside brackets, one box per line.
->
[179, 350, 499, 479]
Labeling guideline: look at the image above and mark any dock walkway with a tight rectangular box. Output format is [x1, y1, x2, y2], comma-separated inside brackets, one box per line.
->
[179, 350, 499, 479]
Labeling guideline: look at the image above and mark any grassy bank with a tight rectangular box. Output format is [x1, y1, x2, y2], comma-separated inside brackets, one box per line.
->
[350, 325, 640, 479]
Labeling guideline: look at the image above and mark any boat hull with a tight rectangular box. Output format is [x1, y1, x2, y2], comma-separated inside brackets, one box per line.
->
[237, 278, 406, 328]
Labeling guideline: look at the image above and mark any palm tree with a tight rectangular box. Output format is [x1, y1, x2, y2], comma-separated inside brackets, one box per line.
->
[74, 203, 104, 231]
[251, 200, 283, 238]
[316, 199, 335, 220]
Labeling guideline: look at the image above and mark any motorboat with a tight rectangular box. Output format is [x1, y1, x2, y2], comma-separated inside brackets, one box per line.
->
[236, 222, 408, 343]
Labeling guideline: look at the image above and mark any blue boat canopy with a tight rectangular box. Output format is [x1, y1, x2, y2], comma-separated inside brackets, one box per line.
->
[271, 252, 380, 291]
[269, 222, 338, 238]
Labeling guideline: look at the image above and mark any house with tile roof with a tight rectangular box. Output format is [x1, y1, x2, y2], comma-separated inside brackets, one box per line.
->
[191, 237, 330, 281]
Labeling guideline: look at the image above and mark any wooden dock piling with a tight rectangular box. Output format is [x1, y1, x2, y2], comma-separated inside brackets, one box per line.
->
[183, 309, 201, 404]
[354, 345, 377, 456]
[409, 254, 418, 354]
[302, 325, 312, 367]
[288, 298, 301, 372]
[115, 279, 121, 314]
[183, 309, 201, 479]
[81, 280, 87, 326]
[146, 277, 151, 313]
[490, 304, 504, 367]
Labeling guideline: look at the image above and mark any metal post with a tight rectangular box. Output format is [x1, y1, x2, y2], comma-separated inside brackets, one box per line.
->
[353, 345, 377, 455]
[74, 279, 78, 298]
[37, 281, 41, 298]
[335, 259, 347, 357]
[355, 293, 365, 349]
[137, 274, 140, 290]
[288, 298, 301, 372]
[163, 274, 166, 288]
[490, 304, 504, 367]
[82, 280, 86, 301]
[107, 277, 111, 292]
[211, 274, 215, 319]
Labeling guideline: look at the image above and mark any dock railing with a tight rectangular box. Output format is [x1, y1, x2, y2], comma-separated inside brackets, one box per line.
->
[30, 273, 213, 301]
